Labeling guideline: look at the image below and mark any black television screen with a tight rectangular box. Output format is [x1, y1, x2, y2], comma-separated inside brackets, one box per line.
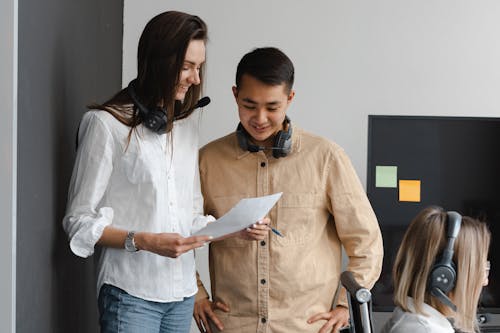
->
[366, 115, 500, 313]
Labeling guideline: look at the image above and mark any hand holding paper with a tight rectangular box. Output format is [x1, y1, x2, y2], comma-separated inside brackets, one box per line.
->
[239, 217, 271, 241]
[193, 192, 283, 239]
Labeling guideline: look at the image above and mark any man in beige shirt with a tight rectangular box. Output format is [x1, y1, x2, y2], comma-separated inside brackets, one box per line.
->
[193, 47, 383, 333]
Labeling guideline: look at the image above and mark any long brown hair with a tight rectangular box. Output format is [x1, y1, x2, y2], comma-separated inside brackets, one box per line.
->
[392, 206, 490, 332]
[89, 11, 207, 134]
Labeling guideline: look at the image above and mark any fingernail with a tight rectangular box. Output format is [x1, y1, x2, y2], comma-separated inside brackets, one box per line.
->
[208, 236, 213, 240]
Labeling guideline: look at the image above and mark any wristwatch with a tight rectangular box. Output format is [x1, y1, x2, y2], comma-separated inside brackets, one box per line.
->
[124, 230, 138, 252]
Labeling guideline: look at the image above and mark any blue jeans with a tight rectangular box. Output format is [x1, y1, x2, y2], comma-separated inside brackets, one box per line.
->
[98, 284, 195, 333]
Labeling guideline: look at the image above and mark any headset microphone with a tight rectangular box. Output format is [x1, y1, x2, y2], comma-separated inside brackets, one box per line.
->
[195, 96, 211, 108]
[174, 96, 211, 120]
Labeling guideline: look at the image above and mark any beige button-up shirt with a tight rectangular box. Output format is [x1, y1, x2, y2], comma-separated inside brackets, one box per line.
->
[197, 126, 383, 333]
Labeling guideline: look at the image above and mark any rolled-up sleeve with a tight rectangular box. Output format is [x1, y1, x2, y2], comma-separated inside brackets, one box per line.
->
[327, 147, 384, 306]
[62, 112, 115, 258]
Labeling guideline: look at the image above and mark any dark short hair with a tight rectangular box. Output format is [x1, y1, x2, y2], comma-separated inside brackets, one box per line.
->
[235, 47, 294, 93]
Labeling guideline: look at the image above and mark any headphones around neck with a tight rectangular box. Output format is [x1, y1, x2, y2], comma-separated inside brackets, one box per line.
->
[127, 79, 210, 133]
[128, 79, 169, 133]
[236, 116, 293, 158]
[428, 211, 462, 312]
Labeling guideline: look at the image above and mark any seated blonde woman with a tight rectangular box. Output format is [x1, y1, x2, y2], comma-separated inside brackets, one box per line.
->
[381, 206, 490, 333]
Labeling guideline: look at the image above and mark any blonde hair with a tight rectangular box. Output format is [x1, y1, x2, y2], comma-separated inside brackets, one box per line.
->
[392, 206, 491, 332]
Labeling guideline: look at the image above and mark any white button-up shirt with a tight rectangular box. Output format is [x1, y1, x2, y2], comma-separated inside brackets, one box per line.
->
[63, 109, 214, 302]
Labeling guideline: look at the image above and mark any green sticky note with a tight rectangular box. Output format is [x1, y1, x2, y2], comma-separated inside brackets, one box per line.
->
[375, 166, 398, 188]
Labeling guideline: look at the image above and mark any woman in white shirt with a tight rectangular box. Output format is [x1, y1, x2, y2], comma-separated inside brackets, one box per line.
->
[63, 11, 241, 333]
[381, 206, 490, 333]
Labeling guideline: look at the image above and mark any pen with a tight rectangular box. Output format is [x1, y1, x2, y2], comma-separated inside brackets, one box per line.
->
[271, 227, 284, 237]
[255, 219, 284, 237]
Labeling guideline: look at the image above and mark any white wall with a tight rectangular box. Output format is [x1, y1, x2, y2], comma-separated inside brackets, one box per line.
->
[0, 0, 17, 332]
[124, 0, 500, 185]
[123, 1, 500, 331]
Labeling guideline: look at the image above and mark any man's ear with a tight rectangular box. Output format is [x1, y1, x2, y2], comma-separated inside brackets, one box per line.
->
[232, 86, 238, 99]
[287, 90, 295, 104]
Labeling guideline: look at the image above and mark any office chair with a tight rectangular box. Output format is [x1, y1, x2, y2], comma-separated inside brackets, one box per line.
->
[340, 271, 374, 333]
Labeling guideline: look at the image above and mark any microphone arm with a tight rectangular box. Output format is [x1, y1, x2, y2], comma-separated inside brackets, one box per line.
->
[430, 287, 457, 312]
[175, 96, 211, 119]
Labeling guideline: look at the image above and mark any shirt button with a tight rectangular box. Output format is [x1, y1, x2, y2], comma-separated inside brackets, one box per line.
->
[260, 279, 266, 284]
[260, 240, 266, 246]
[261, 318, 267, 323]
[260, 162, 266, 167]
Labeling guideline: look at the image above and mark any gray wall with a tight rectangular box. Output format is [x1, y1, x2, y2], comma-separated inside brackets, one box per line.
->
[17, 0, 123, 332]
[0, 0, 17, 331]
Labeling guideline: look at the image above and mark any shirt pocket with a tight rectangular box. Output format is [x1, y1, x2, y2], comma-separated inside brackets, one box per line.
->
[275, 193, 317, 246]
[121, 145, 161, 184]
[210, 195, 251, 248]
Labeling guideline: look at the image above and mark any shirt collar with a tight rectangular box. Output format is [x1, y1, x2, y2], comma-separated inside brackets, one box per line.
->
[406, 297, 454, 329]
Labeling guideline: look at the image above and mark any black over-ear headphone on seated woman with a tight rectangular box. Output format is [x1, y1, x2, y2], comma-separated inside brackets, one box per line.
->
[428, 210, 462, 312]
[127, 79, 210, 133]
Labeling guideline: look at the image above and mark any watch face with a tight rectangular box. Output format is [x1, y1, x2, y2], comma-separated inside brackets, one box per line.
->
[125, 241, 134, 252]
[125, 231, 137, 252]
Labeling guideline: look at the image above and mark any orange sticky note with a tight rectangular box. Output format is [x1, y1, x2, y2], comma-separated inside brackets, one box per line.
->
[399, 180, 421, 202]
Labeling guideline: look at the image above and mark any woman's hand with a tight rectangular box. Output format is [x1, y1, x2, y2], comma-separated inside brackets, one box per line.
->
[135, 232, 211, 258]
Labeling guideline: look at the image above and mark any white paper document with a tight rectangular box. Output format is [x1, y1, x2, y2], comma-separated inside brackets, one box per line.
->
[193, 192, 283, 238]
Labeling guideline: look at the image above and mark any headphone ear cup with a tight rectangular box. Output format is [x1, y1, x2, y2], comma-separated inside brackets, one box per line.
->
[429, 261, 457, 294]
[143, 107, 167, 133]
[236, 123, 260, 153]
[128, 79, 167, 133]
[272, 120, 293, 158]
[236, 123, 249, 151]
[272, 131, 286, 158]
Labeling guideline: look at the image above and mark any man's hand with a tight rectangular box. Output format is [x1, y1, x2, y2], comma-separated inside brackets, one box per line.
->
[307, 305, 349, 333]
[193, 298, 230, 333]
[135, 232, 211, 258]
[238, 217, 271, 241]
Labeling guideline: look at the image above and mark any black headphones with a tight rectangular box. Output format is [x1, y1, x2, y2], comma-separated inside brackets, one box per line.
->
[128, 79, 170, 133]
[236, 116, 293, 158]
[127, 79, 210, 133]
[428, 211, 462, 312]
